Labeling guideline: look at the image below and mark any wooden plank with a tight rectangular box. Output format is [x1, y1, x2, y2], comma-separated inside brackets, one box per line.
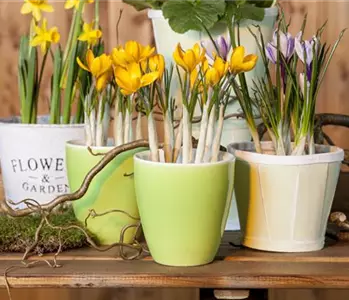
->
[2, 259, 349, 289]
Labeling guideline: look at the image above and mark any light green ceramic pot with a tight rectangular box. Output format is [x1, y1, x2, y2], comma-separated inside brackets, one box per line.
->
[66, 140, 145, 245]
[134, 150, 235, 266]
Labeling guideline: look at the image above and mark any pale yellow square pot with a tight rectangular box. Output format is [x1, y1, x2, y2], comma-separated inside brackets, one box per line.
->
[228, 142, 344, 252]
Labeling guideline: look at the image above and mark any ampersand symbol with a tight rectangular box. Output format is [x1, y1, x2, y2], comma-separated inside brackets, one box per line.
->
[42, 174, 50, 183]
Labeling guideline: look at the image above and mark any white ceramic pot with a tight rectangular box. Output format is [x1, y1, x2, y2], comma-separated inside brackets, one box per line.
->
[0, 116, 84, 209]
[228, 142, 344, 252]
[148, 7, 278, 108]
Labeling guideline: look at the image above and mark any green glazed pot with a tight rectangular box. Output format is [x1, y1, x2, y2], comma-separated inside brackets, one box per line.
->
[134, 150, 235, 266]
[66, 140, 145, 245]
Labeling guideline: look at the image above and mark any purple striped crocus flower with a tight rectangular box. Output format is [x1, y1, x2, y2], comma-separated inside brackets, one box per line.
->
[295, 32, 319, 81]
[265, 30, 295, 63]
[201, 36, 231, 63]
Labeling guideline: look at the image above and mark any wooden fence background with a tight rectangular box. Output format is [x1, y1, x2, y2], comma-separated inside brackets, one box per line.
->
[0, 1, 348, 299]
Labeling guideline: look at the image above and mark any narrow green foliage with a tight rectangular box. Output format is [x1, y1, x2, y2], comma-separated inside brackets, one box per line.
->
[50, 47, 63, 124]
[24, 47, 38, 124]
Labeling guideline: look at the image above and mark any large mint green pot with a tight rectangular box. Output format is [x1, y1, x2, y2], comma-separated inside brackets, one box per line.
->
[66, 140, 145, 245]
[134, 150, 235, 266]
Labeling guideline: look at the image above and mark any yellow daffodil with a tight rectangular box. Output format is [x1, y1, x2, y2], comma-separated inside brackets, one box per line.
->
[111, 41, 155, 67]
[141, 54, 165, 79]
[229, 46, 258, 75]
[77, 50, 112, 91]
[114, 62, 159, 96]
[78, 22, 102, 47]
[173, 43, 205, 73]
[21, 0, 54, 21]
[31, 18, 60, 53]
[64, 0, 94, 10]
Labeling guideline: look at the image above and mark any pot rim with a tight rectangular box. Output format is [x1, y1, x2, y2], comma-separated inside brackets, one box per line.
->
[0, 116, 83, 128]
[134, 149, 235, 167]
[148, 6, 278, 19]
[66, 139, 117, 151]
[228, 141, 344, 165]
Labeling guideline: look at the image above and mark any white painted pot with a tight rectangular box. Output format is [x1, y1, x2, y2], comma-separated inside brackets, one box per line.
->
[228, 142, 344, 252]
[0, 116, 84, 209]
[148, 7, 278, 107]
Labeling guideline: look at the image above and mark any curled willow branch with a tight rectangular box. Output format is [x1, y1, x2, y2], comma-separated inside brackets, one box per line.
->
[0, 140, 151, 217]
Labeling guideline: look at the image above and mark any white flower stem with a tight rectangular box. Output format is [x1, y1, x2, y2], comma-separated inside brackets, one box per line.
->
[195, 101, 209, 164]
[275, 124, 286, 156]
[308, 133, 315, 154]
[84, 111, 93, 147]
[113, 99, 119, 146]
[182, 106, 191, 164]
[89, 108, 96, 147]
[163, 110, 174, 163]
[211, 104, 225, 162]
[128, 109, 133, 142]
[204, 105, 216, 162]
[123, 107, 133, 143]
[136, 111, 143, 140]
[251, 130, 262, 154]
[148, 111, 159, 162]
[96, 96, 104, 147]
[116, 111, 124, 146]
[292, 135, 307, 155]
[102, 101, 110, 146]
[84, 82, 96, 147]
[173, 121, 183, 163]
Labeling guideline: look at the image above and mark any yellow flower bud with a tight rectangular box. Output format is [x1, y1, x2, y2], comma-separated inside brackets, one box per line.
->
[77, 50, 112, 92]
[114, 62, 159, 96]
[173, 43, 205, 73]
[229, 46, 258, 75]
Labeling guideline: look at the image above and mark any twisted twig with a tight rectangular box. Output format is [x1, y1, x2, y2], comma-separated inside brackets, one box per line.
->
[0, 140, 150, 217]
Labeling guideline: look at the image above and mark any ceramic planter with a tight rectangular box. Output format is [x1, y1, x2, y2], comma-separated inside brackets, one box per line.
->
[228, 142, 344, 252]
[148, 7, 278, 102]
[134, 150, 235, 266]
[0, 116, 84, 209]
[65, 140, 144, 245]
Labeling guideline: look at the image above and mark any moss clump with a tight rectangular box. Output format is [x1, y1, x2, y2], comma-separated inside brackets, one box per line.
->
[0, 207, 88, 253]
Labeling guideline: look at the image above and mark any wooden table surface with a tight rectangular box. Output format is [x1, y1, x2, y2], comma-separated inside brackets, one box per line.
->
[1, 233, 349, 290]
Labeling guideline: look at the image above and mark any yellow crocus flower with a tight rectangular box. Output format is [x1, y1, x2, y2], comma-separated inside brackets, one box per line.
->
[114, 63, 159, 96]
[20, 0, 54, 22]
[141, 54, 165, 79]
[112, 41, 155, 67]
[65, 0, 94, 10]
[78, 22, 102, 47]
[213, 56, 229, 78]
[229, 46, 258, 75]
[173, 43, 205, 73]
[31, 18, 60, 54]
[77, 50, 112, 91]
[201, 56, 228, 87]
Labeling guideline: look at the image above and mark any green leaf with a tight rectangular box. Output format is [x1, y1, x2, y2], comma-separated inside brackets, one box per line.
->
[162, 0, 226, 34]
[123, 0, 165, 11]
[248, 0, 276, 8]
[236, 0, 247, 6]
[236, 4, 265, 22]
[50, 47, 63, 124]
[23, 48, 37, 124]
